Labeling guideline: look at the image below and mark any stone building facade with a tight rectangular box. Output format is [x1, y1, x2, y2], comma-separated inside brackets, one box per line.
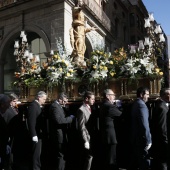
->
[0, 0, 167, 94]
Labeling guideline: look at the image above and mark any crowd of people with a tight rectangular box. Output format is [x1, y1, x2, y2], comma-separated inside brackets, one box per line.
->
[0, 87, 170, 170]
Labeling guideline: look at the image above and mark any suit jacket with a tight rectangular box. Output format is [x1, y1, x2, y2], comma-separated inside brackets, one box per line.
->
[0, 114, 8, 157]
[49, 101, 73, 143]
[27, 100, 43, 139]
[99, 100, 122, 144]
[3, 106, 18, 124]
[152, 99, 168, 146]
[77, 103, 92, 144]
[131, 98, 152, 147]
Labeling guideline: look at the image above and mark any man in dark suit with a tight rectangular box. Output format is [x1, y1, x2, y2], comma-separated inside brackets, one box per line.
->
[3, 93, 19, 125]
[99, 89, 122, 170]
[3, 93, 19, 170]
[129, 86, 151, 170]
[166, 92, 170, 170]
[76, 91, 95, 170]
[27, 91, 47, 170]
[49, 92, 74, 170]
[151, 88, 170, 170]
[0, 94, 11, 170]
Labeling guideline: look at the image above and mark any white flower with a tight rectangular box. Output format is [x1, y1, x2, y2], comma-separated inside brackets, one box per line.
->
[34, 67, 41, 74]
[92, 55, 98, 62]
[145, 63, 155, 74]
[61, 53, 67, 60]
[108, 52, 111, 57]
[100, 61, 105, 65]
[100, 70, 108, 78]
[125, 58, 134, 67]
[140, 57, 149, 65]
[51, 72, 60, 79]
[90, 70, 100, 78]
[127, 65, 141, 75]
[64, 60, 70, 66]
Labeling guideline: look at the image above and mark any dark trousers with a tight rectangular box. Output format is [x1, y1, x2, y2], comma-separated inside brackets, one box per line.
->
[79, 147, 93, 170]
[31, 139, 42, 170]
[128, 146, 150, 170]
[50, 142, 66, 170]
[102, 144, 118, 170]
[0, 151, 5, 170]
[152, 144, 167, 170]
[0, 145, 9, 170]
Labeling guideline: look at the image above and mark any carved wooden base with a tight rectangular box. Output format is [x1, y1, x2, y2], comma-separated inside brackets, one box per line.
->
[19, 77, 162, 102]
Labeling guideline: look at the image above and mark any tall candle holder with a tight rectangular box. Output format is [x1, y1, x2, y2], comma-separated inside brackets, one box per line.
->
[13, 31, 42, 100]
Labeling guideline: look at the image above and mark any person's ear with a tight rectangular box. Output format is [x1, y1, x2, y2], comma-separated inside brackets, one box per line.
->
[85, 97, 89, 102]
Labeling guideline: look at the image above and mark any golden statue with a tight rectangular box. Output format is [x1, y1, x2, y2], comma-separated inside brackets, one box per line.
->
[70, 4, 96, 67]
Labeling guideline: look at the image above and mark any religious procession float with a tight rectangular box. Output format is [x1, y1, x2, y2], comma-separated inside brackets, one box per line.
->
[12, 1, 166, 102]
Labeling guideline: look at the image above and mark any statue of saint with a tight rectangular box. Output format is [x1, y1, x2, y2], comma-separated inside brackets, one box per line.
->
[69, 5, 96, 67]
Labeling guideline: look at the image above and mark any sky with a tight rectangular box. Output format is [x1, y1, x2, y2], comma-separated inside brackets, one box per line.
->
[142, 0, 170, 35]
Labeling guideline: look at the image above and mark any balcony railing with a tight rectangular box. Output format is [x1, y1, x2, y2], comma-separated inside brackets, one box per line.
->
[83, 0, 111, 31]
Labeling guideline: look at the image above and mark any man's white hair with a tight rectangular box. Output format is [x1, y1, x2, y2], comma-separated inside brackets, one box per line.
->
[36, 91, 47, 99]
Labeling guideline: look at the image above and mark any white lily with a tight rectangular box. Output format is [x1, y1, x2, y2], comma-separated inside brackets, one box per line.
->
[145, 63, 155, 74]
[90, 70, 100, 78]
[140, 57, 149, 65]
[127, 65, 141, 75]
[92, 55, 98, 62]
[100, 70, 108, 78]
[125, 58, 135, 67]
[51, 72, 60, 79]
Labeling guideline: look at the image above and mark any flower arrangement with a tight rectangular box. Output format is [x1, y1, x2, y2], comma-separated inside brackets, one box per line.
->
[13, 31, 45, 88]
[82, 48, 116, 83]
[81, 46, 163, 84]
[13, 55, 45, 87]
[44, 52, 76, 84]
[118, 46, 164, 80]
[13, 32, 164, 91]
[111, 47, 127, 78]
[42, 38, 77, 87]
